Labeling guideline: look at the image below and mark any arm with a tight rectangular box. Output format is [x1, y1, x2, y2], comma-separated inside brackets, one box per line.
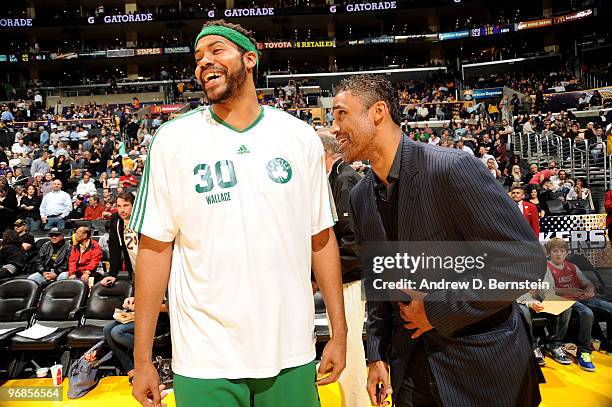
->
[108, 217, 121, 277]
[311, 227, 347, 385]
[39, 195, 48, 217]
[529, 205, 540, 236]
[132, 236, 172, 406]
[61, 194, 72, 218]
[68, 248, 77, 275]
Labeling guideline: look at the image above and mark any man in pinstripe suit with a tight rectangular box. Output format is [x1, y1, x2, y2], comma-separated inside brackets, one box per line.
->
[330, 75, 546, 407]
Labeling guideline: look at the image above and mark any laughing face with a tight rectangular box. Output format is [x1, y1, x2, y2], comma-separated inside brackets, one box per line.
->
[194, 35, 250, 104]
[330, 91, 377, 163]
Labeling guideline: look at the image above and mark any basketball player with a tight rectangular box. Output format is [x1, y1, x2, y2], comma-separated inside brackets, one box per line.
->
[131, 20, 347, 407]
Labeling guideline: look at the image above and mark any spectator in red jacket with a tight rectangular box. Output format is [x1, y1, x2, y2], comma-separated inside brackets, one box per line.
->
[83, 195, 105, 220]
[605, 189, 612, 242]
[59, 226, 103, 283]
[119, 168, 138, 189]
[511, 186, 540, 238]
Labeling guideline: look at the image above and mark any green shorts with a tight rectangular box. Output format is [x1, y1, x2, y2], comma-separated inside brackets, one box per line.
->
[174, 360, 321, 407]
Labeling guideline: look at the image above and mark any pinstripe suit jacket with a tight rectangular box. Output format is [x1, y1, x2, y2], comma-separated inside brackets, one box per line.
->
[349, 136, 545, 407]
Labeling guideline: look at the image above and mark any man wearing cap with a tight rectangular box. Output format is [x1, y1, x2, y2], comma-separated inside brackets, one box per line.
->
[131, 19, 346, 407]
[40, 179, 72, 230]
[13, 219, 35, 253]
[27, 228, 70, 286]
[30, 150, 50, 177]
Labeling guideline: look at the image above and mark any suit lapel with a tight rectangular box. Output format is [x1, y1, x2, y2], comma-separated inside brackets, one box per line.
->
[398, 137, 421, 241]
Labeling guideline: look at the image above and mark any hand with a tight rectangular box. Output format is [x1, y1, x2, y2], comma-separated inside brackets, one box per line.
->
[559, 287, 585, 300]
[316, 336, 346, 386]
[43, 272, 57, 281]
[101, 276, 117, 287]
[398, 291, 434, 339]
[123, 297, 135, 311]
[530, 301, 545, 313]
[41, 216, 47, 223]
[69, 274, 76, 279]
[367, 361, 392, 407]
[132, 361, 167, 407]
[80, 272, 90, 282]
[580, 285, 595, 300]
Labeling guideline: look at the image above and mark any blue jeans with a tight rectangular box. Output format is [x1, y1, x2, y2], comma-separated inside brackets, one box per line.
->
[25, 218, 41, 231]
[103, 321, 135, 373]
[562, 298, 612, 353]
[44, 216, 65, 230]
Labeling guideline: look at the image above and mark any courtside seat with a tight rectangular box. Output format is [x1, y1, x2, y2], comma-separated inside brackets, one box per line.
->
[11, 280, 88, 352]
[0, 279, 41, 345]
[66, 280, 132, 349]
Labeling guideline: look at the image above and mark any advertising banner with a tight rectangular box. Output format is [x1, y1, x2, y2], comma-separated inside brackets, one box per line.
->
[164, 46, 190, 54]
[553, 9, 593, 25]
[78, 50, 107, 58]
[107, 49, 135, 58]
[439, 30, 470, 41]
[472, 88, 504, 99]
[331, 1, 397, 13]
[88, 13, 153, 24]
[517, 18, 552, 30]
[136, 48, 162, 56]
[50, 52, 77, 60]
[470, 24, 513, 37]
[0, 18, 33, 28]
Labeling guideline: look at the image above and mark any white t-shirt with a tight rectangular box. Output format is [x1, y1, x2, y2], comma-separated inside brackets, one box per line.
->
[130, 106, 336, 379]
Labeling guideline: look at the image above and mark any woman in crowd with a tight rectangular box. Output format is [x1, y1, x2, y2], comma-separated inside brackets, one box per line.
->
[19, 184, 42, 231]
[527, 186, 546, 218]
[0, 229, 25, 280]
[97, 171, 109, 189]
[52, 154, 70, 188]
[566, 177, 595, 210]
[27, 173, 44, 197]
[41, 172, 54, 196]
[504, 165, 523, 191]
[108, 170, 120, 194]
[5, 171, 15, 188]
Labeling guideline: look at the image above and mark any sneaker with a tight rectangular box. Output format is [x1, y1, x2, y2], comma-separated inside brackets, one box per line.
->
[549, 346, 572, 365]
[534, 348, 546, 366]
[577, 352, 595, 372]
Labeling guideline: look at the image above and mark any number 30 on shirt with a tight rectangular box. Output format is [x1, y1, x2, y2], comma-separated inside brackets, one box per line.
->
[193, 160, 237, 193]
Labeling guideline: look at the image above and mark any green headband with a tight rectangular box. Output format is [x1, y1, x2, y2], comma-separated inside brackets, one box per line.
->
[194, 26, 259, 65]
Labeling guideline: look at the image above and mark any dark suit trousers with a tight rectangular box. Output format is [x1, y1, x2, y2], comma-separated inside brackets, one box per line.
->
[396, 341, 443, 407]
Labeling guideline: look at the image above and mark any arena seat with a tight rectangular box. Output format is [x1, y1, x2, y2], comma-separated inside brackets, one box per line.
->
[8, 280, 88, 378]
[66, 280, 132, 350]
[0, 279, 41, 347]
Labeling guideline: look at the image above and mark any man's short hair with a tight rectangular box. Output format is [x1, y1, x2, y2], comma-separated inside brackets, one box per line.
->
[116, 191, 135, 205]
[77, 226, 92, 239]
[335, 74, 402, 126]
[511, 186, 525, 193]
[545, 237, 568, 254]
[541, 178, 552, 186]
[318, 131, 341, 156]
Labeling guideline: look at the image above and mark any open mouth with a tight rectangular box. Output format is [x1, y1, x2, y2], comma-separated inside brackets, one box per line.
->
[203, 71, 225, 86]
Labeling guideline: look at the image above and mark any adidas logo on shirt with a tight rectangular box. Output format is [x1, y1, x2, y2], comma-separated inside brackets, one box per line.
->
[237, 145, 250, 154]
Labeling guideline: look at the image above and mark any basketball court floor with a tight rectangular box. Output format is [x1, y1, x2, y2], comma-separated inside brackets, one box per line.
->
[1, 353, 611, 406]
